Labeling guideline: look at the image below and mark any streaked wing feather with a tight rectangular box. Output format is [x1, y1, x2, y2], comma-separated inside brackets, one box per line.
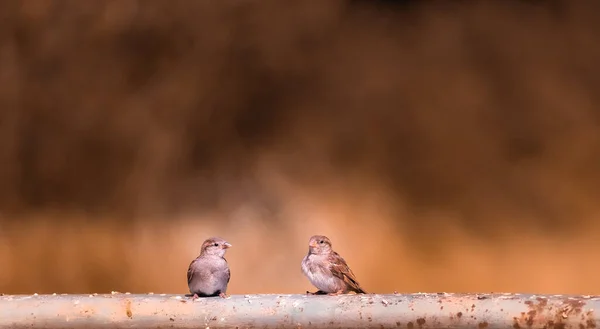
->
[328, 252, 363, 292]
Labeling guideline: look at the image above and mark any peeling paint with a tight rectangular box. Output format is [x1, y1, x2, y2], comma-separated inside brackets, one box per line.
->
[0, 293, 599, 328]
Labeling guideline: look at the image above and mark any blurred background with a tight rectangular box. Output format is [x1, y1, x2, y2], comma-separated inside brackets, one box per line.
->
[1, 0, 600, 295]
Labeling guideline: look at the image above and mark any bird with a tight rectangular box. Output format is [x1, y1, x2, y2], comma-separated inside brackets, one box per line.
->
[187, 237, 232, 299]
[301, 235, 367, 295]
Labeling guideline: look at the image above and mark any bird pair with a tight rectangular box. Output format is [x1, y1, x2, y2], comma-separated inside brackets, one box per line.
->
[187, 235, 367, 299]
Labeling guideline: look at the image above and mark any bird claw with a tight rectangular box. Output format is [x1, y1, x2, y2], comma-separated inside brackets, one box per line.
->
[219, 292, 229, 299]
[191, 294, 199, 300]
[327, 290, 343, 296]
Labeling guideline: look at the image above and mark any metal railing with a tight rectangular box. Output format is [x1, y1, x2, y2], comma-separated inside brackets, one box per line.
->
[0, 292, 598, 328]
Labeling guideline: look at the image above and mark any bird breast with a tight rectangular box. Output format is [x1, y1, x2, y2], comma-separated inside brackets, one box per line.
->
[302, 254, 342, 292]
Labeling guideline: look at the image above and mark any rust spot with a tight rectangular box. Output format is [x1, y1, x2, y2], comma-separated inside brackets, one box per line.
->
[396, 322, 402, 327]
[526, 310, 537, 326]
[125, 300, 133, 319]
[587, 319, 596, 328]
[169, 318, 175, 322]
[581, 324, 587, 329]
[513, 318, 521, 329]
[478, 321, 489, 329]
[563, 299, 585, 316]
[440, 306, 444, 310]
[407, 321, 414, 329]
[457, 312, 463, 318]
[417, 318, 426, 326]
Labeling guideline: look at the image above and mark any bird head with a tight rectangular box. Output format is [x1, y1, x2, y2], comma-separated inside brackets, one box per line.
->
[308, 235, 332, 255]
[200, 237, 232, 257]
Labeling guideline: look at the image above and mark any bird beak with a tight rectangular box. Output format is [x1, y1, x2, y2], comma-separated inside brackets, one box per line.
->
[223, 242, 232, 249]
[309, 241, 317, 248]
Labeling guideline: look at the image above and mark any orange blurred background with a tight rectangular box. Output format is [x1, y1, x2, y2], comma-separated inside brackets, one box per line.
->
[1, 0, 600, 295]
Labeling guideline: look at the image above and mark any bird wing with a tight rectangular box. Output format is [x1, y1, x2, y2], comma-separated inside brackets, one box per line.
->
[187, 258, 197, 285]
[224, 258, 231, 284]
[328, 251, 366, 293]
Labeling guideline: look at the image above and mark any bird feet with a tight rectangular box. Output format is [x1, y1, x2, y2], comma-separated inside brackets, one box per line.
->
[191, 293, 199, 300]
[327, 290, 344, 296]
[219, 292, 229, 299]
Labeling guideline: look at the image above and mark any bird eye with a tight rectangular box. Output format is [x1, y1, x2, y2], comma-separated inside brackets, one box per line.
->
[213, 243, 219, 247]
[319, 240, 324, 244]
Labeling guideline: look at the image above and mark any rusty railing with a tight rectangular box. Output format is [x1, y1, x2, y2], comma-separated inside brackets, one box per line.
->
[0, 293, 598, 328]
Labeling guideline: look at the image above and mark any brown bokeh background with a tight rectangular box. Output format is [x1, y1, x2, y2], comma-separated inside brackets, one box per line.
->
[1, 0, 600, 295]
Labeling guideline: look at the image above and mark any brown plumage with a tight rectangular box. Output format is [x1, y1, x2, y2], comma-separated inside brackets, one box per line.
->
[187, 237, 231, 299]
[301, 235, 367, 295]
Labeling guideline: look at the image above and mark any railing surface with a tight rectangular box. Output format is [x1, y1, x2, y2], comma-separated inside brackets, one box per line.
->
[0, 292, 598, 328]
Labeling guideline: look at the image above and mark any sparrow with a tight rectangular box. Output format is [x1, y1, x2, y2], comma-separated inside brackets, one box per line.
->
[187, 237, 232, 299]
[301, 235, 367, 295]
